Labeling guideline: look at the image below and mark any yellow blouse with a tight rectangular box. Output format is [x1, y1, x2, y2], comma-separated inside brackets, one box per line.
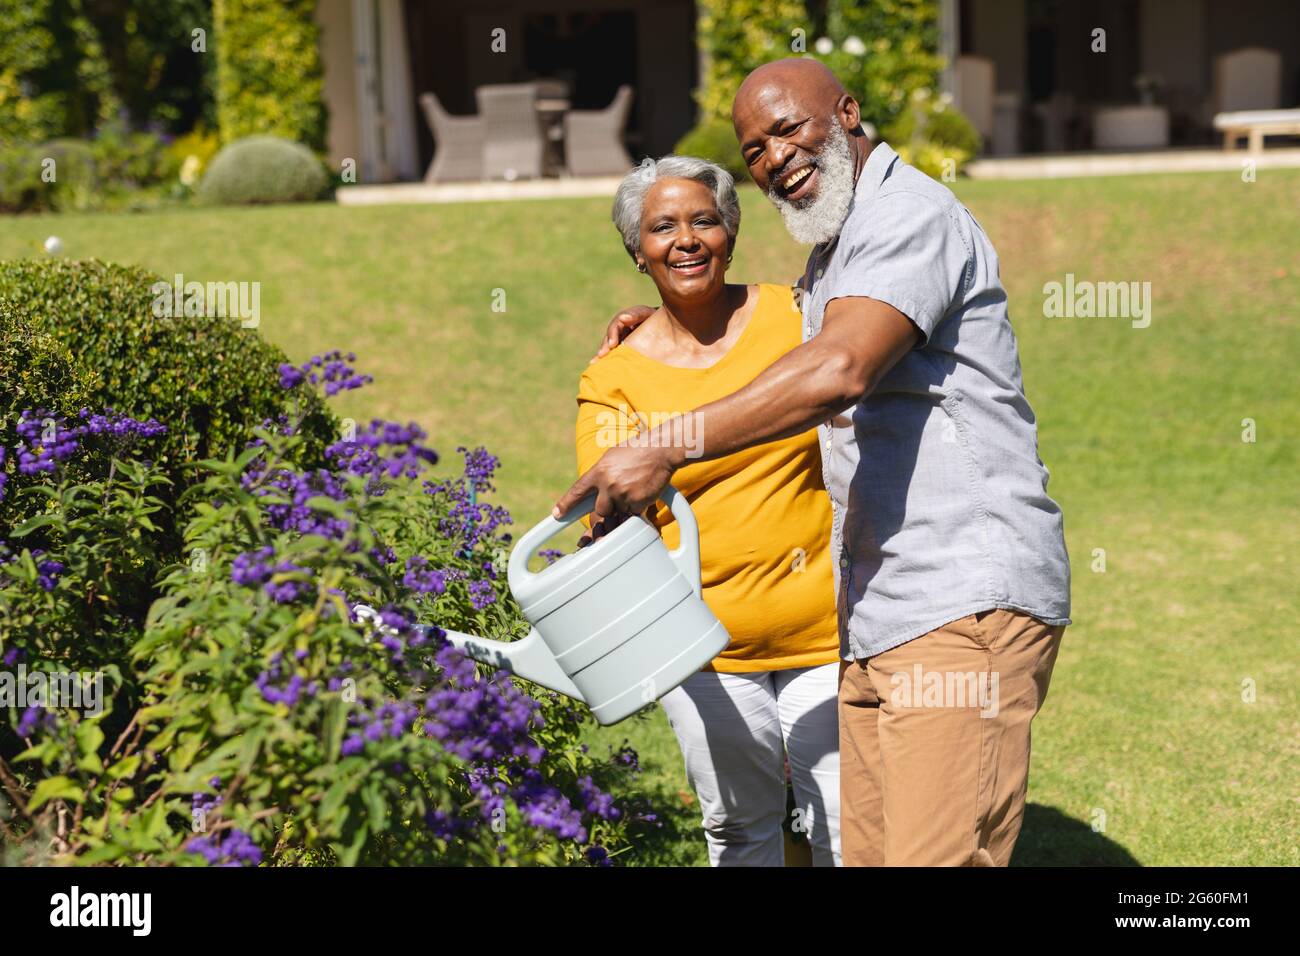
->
[575, 283, 839, 672]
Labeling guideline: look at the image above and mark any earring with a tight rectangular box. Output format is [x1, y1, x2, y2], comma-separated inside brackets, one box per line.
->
[636, 261, 647, 273]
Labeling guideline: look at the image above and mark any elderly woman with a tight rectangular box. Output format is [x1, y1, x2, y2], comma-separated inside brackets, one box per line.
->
[575, 156, 841, 866]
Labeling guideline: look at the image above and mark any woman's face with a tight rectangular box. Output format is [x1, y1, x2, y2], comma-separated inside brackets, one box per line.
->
[636, 178, 731, 299]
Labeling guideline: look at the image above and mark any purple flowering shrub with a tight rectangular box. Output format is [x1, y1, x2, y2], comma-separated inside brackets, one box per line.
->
[1, 350, 653, 866]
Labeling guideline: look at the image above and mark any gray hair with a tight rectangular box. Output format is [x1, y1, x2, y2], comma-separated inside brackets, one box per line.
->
[611, 155, 741, 261]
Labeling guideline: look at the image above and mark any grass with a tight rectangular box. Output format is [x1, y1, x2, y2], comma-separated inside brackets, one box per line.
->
[1, 167, 1296, 866]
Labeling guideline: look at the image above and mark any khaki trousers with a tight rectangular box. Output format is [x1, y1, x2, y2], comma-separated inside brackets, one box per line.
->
[838, 608, 1064, 866]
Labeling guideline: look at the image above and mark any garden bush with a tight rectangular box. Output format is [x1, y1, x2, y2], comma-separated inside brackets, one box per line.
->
[168, 126, 222, 191]
[213, 0, 326, 151]
[87, 117, 176, 194]
[42, 138, 99, 211]
[881, 87, 981, 180]
[198, 135, 329, 206]
[0, 334, 654, 865]
[0, 144, 48, 213]
[674, 119, 749, 181]
[0, 258, 337, 480]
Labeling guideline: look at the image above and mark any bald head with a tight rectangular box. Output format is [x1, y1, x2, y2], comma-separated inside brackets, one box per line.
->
[733, 58, 848, 123]
[729, 57, 869, 215]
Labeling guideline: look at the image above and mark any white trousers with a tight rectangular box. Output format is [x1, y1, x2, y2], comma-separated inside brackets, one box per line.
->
[659, 662, 841, 867]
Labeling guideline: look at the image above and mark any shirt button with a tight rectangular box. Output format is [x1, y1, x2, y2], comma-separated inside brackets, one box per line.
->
[839, 556, 849, 568]
[816, 268, 824, 279]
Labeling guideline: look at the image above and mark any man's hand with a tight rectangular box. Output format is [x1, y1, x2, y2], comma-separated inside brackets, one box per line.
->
[554, 442, 680, 524]
[591, 305, 655, 363]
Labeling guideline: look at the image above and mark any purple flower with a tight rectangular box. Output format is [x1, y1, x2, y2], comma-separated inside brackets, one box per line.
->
[468, 579, 496, 610]
[279, 350, 372, 396]
[16, 704, 58, 738]
[403, 555, 447, 595]
[326, 419, 438, 491]
[12, 408, 166, 476]
[422, 447, 511, 550]
[278, 363, 305, 390]
[186, 828, 262, 867]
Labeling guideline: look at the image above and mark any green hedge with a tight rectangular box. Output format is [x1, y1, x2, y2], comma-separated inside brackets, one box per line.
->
[695, 0, 808, 123]
[0, 258, 337, 481]
[198, 135, 328, 205]
[213, 0, 327, 151]
[0, 0, 66, 143]
[693, 0, 944, 136]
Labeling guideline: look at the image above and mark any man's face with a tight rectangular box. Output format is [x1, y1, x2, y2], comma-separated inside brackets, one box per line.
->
[734, 86, 840, 204]
[734, 85, 858, 246]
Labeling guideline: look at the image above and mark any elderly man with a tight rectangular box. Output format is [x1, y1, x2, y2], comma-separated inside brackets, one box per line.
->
[555, 58, 1071, 866]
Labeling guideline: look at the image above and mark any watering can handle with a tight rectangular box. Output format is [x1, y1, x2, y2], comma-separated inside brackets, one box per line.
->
[508, 484, 701, 597]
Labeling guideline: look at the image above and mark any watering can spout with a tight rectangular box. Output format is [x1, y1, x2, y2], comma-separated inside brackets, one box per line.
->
[440, 627, 585, 701]
[351, 604, 584, 701]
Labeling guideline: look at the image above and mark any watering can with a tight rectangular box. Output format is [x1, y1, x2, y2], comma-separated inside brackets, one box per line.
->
[357, 486, 729, 725]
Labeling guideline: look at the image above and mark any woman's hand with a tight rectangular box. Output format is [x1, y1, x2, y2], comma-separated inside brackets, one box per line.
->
[591, 305, 655, 363]
[576, 511, 635, 547]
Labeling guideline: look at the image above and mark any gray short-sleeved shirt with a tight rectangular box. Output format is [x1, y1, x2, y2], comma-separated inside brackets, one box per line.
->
[798, 141, 1071, 660]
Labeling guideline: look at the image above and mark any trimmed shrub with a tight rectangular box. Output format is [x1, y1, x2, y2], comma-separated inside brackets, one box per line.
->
[882, 88, 981, 180]
[674, 118, 749, 181]
[0, 258, 337, 482]
[198, 135, 328, 205]
[213, 0, 326, 151]
[0, 310, 92, 440]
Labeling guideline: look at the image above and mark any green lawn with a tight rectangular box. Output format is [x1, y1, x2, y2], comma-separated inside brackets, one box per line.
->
[2, 168, 1296, 866]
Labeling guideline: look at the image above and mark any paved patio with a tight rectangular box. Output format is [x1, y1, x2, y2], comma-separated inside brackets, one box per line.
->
[334, 147, 1300, 207]
[335, 176, 624, 206]
[966, 147, 1300, 180]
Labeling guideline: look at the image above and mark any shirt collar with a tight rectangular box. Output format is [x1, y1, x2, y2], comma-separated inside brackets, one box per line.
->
[856, 140, 899, 204]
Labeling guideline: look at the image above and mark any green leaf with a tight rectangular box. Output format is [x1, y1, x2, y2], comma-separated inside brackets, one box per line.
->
[321, 696, 346, 759]
[362, 782, 388, 834]
[76, 720, 105, 759]
[78, 843, 130, 865]
[28, 776, 85, 811]
[107, 754, 141, 781]
[8, 513, 60, 537]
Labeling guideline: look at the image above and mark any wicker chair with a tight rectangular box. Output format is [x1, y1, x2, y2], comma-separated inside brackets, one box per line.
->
[563, 85, 635, 177]
[418, 92, 484, 183]
[476, 83, 546, 181]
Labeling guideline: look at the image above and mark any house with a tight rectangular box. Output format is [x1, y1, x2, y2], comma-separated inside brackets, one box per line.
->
[315, 0, 697, 183]
[314, 0, 1300, 183]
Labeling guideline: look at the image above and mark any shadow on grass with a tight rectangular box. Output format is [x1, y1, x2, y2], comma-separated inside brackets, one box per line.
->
[1011, 804, 1140, 866]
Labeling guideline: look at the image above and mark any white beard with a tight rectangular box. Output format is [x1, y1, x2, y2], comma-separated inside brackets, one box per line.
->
[767, 119, 857, 246]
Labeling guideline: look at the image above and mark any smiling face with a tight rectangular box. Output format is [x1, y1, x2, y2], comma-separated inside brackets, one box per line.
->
[732, 59, 865, 245]
[636, 177, 731, 301]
